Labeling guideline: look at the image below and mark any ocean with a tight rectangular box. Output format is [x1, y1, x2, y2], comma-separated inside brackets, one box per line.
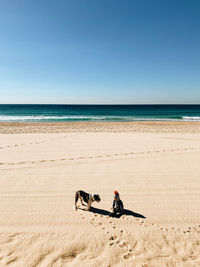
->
[0, 104, 200, 122]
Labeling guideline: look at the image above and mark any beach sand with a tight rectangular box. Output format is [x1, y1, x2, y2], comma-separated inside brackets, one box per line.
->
[0, 122, 200, 266]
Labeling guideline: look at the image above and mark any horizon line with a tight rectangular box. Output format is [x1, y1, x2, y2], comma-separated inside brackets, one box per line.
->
[0, 103, 200, 105]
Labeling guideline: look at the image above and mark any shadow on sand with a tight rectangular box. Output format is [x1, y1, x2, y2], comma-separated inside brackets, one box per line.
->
[78, 207, 146, 219]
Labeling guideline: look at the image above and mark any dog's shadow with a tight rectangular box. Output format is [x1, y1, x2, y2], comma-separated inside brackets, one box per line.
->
[78, 206, 146, 219]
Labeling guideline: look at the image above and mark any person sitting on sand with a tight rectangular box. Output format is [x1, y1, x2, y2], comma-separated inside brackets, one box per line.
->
[109, 191, 124, 217]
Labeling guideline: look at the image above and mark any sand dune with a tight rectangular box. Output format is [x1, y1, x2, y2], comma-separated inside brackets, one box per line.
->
[0, 123, 200, 266]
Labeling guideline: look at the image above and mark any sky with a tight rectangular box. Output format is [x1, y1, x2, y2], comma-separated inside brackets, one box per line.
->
[0, 0, 200, 104]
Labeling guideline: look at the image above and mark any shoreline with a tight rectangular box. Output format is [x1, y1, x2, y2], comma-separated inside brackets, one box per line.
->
[1, 121, 200, 134]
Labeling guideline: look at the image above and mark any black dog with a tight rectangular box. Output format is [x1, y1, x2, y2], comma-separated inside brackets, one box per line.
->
[75, 190, 101, 211]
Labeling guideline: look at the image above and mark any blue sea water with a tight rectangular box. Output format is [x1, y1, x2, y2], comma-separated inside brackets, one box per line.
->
[0, 104, 200, 122]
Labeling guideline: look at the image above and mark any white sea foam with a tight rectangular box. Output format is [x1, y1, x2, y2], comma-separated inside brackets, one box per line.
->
[182, 116, 200, 121]
[0, 115, 123, 121]
[0, 115, 200, 122]
[0, 115, 106, 121]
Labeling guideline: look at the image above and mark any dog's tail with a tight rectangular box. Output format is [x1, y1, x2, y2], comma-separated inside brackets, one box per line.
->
[75, 191, 79, 210]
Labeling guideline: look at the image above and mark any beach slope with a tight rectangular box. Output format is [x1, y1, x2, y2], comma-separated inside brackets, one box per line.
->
[0, 122, 200, 266]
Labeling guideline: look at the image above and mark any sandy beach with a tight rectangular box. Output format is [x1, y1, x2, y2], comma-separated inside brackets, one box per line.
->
[0, 122, 200, 266]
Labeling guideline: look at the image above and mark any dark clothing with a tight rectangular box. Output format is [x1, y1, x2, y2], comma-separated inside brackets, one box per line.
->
[112, 199, 124, 213]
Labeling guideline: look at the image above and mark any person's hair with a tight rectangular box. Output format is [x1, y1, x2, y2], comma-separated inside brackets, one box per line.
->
[114, 194, 120, 201]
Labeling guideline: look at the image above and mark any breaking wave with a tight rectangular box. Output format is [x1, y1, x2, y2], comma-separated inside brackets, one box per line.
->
[0, 115, 200, 122]
[182, 116, 200, 121]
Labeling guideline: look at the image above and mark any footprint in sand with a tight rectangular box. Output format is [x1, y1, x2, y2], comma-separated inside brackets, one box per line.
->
[108, 236, 118, 246]
[119, 241, 128, 250]
[109, 236, 114, 241]
[109, 236, 130, 252]
[7, 233, 22, 238]
[123, 253, 132, 259]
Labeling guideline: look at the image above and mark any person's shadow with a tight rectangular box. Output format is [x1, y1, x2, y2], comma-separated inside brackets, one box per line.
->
[78, 206, 146, 219]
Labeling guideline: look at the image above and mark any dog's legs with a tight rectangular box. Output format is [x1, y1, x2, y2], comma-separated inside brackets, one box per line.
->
[75, 191, 79, 210]
[87, 199, 92, 211]
[80, 197, 84, 205]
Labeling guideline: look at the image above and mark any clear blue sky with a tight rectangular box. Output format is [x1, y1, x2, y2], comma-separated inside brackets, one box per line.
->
[0, 0, 199, 104]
